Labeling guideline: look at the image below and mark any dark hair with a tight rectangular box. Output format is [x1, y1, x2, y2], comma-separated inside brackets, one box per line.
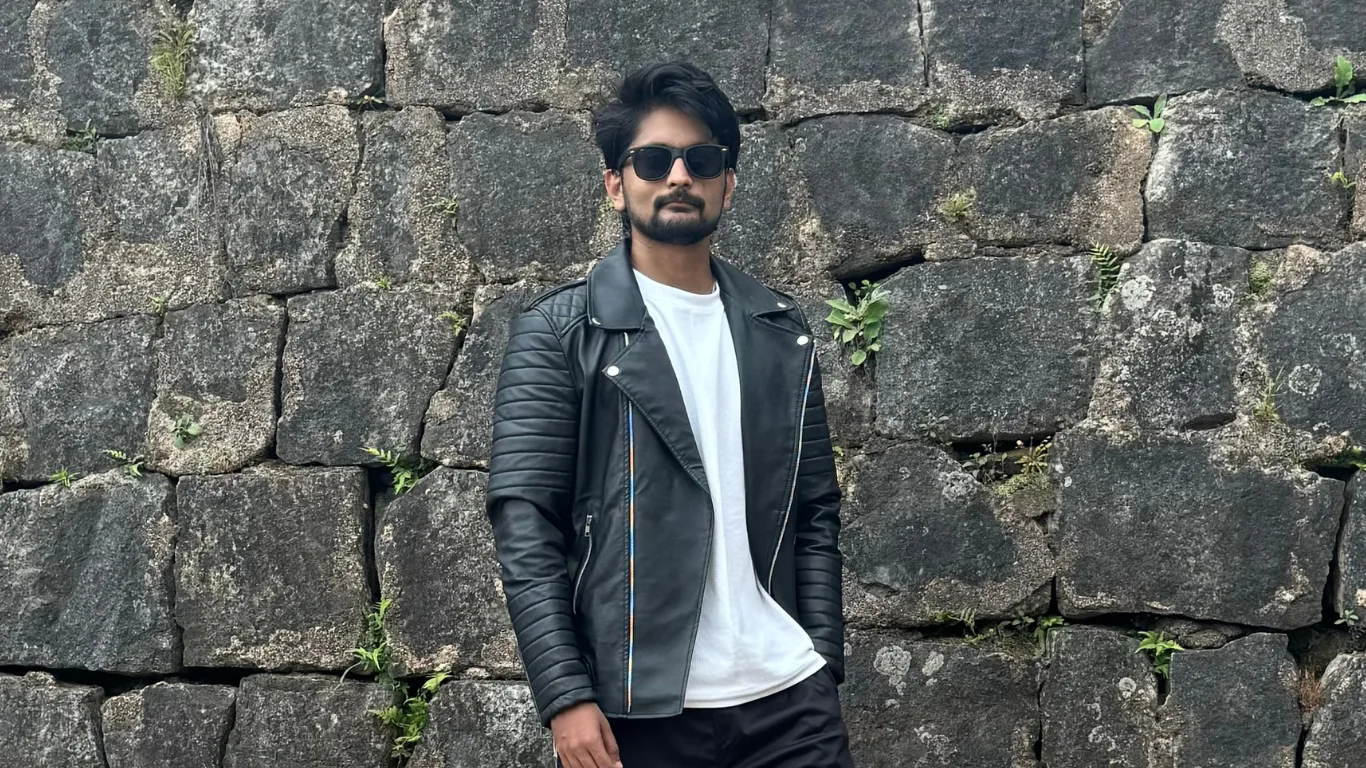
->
[592, 61, 741, 174]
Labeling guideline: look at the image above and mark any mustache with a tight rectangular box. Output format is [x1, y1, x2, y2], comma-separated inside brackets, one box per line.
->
[657, 193, 705, 210]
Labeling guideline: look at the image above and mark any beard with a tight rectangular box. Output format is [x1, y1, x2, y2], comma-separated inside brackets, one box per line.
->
[624, 192, 723, 246]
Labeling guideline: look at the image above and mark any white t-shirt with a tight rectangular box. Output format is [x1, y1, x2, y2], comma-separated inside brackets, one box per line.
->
[633, 267, 827, 708]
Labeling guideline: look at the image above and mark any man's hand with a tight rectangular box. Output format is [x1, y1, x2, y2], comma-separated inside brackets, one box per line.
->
[552, 701, 622, 768]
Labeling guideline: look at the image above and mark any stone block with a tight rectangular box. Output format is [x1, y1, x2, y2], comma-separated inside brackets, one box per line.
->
[1334, 473, 1365, 622]
[1054, 429, 1342, 629]
[841, 443, 1053, 627]
[218, 106, 359, 295]
[563, 0, 768, 112]
[447, 111, 603, 283]
[959, 107, 1151, 251]
[0, 314, 157, 481]
[1084, 0, 1241, 105]
[1217, 0, 1366, 92]
[408, 681, 555, 767]
[336, 108, 471, 287]
[43, 0, 182, 134]
[1, 126, 227, 330]
[1260, 243, 1366, 439]
[223, 674, 391, 768]
[0, 141, 96, 329]
[1302, 652, 1366, 768]
[923, 0, 1084, 122]
[175, 464, 371, 669]
[711, 122, 803, 290]
[0, 2, 35, 106]
[1160, 633, 1301, 767]
[0, 672, 105, 768]
[873, 255, 1096, 442]
[790, 115, 955, 277]
[149, 297, 284, 475]
[384, 0, 561, 112]
[1041, 628, 1160, 768]
[1089, 239, 1246, 431]
[190, 0, 384, 112]
[102, 683, 236, 768]
[0, 470, 178, 673]
[765, 0, 928, 122]
[278, 283, 458, 465]
[1345, 110, 1366, 239]
[1147, 90, 1347, 249]
[376, 468, 518, 677]
[423, 283, 543, 467]
[841, 631, 1040, 767]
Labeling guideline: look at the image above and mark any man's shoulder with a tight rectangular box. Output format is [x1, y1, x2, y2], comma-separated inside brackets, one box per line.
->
[521, 278, 589, 331]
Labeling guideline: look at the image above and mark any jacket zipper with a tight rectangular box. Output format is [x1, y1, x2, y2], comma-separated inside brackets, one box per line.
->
[572, 514, 594, 613]
[623, 332, 636, 713]
[766, 344, 816, 591]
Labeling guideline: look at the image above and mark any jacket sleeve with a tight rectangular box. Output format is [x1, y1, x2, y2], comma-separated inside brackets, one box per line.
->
[793, 348, 847, 683]
[485, 306, 595, 725]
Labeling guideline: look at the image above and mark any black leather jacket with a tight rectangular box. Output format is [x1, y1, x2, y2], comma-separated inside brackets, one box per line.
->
[485, 240, 844, 725]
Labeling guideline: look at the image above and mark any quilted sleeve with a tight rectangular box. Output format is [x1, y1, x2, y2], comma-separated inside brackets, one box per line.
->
[485, 306, 595, 725]
[793, 347, 847, 683]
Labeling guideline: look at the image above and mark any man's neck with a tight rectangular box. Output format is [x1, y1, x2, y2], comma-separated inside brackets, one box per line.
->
[628, 234, 716, 295]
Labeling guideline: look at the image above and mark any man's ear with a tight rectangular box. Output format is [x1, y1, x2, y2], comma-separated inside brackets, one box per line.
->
[603, 168, 626, 212]
[722, 168, 736, 210]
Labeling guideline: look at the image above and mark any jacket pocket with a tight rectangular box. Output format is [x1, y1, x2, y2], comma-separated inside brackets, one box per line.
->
[572, 513, 594, 613]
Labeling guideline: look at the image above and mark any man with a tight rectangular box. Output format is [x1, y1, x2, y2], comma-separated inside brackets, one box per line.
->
[485, 60, 853, 768]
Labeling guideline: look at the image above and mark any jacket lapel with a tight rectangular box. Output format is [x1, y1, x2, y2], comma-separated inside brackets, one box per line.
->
[713, 258, 814, 574]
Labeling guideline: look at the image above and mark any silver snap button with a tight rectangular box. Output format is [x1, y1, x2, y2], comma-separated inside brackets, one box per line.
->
[777, 302, 788, 309]
[606, 365, 620, 376]
[797, 335, 810, 346]
[591, 317, 601, 325]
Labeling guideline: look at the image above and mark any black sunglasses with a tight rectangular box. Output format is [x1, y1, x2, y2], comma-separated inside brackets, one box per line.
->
[619, 144, 729, 181]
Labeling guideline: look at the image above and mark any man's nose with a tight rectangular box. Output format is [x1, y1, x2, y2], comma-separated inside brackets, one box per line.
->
[667, 156, 692, 185]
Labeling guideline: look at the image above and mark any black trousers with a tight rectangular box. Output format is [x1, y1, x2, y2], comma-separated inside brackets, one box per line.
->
[565, 666, 856, 768]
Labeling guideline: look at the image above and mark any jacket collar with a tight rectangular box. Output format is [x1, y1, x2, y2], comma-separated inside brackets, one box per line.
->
[585, 239, 798, 330]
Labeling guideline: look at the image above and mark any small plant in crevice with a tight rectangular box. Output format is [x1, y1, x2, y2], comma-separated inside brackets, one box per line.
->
[1135, 630, 1183, 679]
[1326, 169, 1358, 189]
[102, 449, 146, 477]
[149, 294, 170, 317]
[62, 120, 98, 154]
[1131, 95, 1168, 134]
[929, 105, 952, 131]
[1298, 667, 1323, 713]
[150, 16, 195, 101]
[1311, 55, 1366, 107]
[1088, 243, 1123, 309]
[825, 279, 889, 368]
[372, 274, 394, 290]
[342, 598, 451, 762]
[353, 93, 387, 111]
[48, 468, 77, 487]
[439, 310, 468, 337]
[424, 196, 460, 219]
[938, 189, 976, 222]
[170, 412, 202, 448]
[1248, 258, 1275, 300]
[931, 607, 978, 637]
[1253, 367, 1285, 424]
[993, 438, 1054, 497]
[363, 446, 435, 496]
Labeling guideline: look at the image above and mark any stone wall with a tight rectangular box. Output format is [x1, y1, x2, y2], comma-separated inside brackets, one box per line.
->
[2, 0, 1366, 766]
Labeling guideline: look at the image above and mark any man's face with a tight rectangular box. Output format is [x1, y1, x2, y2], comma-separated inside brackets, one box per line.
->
[604, 106, 736, 246]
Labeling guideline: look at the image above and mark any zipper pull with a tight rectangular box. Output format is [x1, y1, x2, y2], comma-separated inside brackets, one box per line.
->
[584, 514, 593, 537]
